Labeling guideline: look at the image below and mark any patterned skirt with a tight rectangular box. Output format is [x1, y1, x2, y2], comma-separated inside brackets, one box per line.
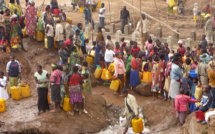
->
[69, 85, 82, 104]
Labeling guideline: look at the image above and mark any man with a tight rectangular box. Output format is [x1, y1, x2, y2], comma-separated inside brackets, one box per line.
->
[84, 4, 94, 28]
[121, 89, 142, 134]
[201, 35, 208, 50]
[120, 6, 130, 33]
[136, 14, 148, 46]
[99, 3, 106, 29]
[205, 15, 214, 43]
[196, 11, 204, 28]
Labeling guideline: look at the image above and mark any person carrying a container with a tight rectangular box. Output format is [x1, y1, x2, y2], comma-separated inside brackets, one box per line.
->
[121, 89, 142, 134]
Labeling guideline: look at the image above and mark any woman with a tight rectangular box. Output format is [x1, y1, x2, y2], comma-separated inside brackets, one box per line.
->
[65, 17, 72, 40]
[114, 52, 126, 95]
[0, 71, 9, 100]
[6, 54, 21, 96]
[34, 65, 49, 115]
[49, 64, 61, 112]
[68, 66, 82, 115]
[75, 23, 85, 55]
[10, 15, 22, 49]
[208, 60, 215, 108]
[130, 52, 140, 91]
[25, 1, 37, 40]
[9, 0, 22, 15]
[0, 13, 5, 42]
[4, 9, 11, 40]
[43, 5, 53, 28]
[169, 57, 183, 113]
[154, 53, 166, 99]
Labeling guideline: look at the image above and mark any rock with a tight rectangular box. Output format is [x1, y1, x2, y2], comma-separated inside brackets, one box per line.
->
[135, 83, 152, 96]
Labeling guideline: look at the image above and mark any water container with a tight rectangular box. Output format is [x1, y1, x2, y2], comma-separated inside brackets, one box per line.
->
[20, 84, 31, 98]
[97, 1, 101, 8]
[86, 56, 94, 64]
[11, 86, 21, 100]
[47, 93, 51, 105]
[22, 29, 26, 37]
[101, 69, 112, 80]
[173, 6, 178, 14]
[110, 80, 119, 91]
[0, 98, 6, 112]
[94, 67, 103, 79]
[194, 85, 203, 101]
[63, 97, 72, 112]
[139, 72, 143, 79]
[79, 7, 85, 13]
[119, 116, 126, 127]
[54, 37, 58, 48]
[36, 30, 44, 41]
[142, 72, 152, 83]
[189, 70, 197, 78]
[88, 50, 95, 57]
[132, 118, 144, 133]
[108, 63, 115, 72]
[168, 0, 175, 7]
[45, 38, 48, 48]
[124, 74, 126, 81]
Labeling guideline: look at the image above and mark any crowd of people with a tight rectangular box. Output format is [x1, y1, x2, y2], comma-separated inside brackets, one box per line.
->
[1, 0, 215, 133]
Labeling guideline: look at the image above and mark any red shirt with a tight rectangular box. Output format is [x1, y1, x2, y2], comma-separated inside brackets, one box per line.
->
[69, 74, 82, 86]
[177, 46, 186, 57]
[64, 39, 72, 47]
[53, 9, 62, 15]
[149, 50, 159, 57]
[131, 47, 140, 54]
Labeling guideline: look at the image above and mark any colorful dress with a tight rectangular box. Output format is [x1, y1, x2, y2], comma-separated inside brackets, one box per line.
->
[154, 60, 166, 91]
[74, 35, 83, 57]
[69, 51, 80, 73]
[26, 5, 37, 37]
[4, 15, 11, 39]
[75, 27, 85, 47]
[151, 61, 159, 92]
[81, 67, 92, 93]
[9, 3, 22, 16]
[10, 21, 21, 49]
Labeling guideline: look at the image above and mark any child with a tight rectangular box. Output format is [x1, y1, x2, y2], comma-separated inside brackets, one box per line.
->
[0, 36, 10, 53]
[175, 88, 197, 125]
[130, 52, 140, 91]
[120, 37, 127, 50]
[114, 42, 120, 53]
[55, 19, 64, 48]
[125, 49, 133, 88]
[191, 56, 198, 70]
[195, 85, 213, 124]
[99, 45, 106, 68]
[69, 46, 80, 73]
[207, 43, 214, 56]
[187, 77, 198, 113]
[151, 55, 159, 100]
[129, 40, 134, 50]
[106, 35, 114, 50]
[94, 41, 102, 69]
[85, 39, 90, 54]
[104, 44, 115, 68]
[0, 71, 9, 100]
[131, 41, 140, 55]
[182, 52, 193, 63]
[194, 44, 201, 58]
[96, 27, 104, 42]
[58, 42, 69, 75]
[164, 42, 170, 53]
[177, 40, 186, 57]
[74, 29, 84, 65]
[13, 8, 20, 21]
[186, 47, 191, 54]
[168, 50, 174, 60]
[193, 3, 198, 21]
[149, 47, 158, 57]
[182, 58, 192, 94]
[146, 39, 153, 53]
[164, 56, 173, 101]
[164, 49, 169, 64]
[91, 41, 97, 50]
[46, 18, 54, 55]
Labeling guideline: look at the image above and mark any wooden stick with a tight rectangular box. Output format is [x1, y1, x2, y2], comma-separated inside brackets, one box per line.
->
[121, 0, 180, 34]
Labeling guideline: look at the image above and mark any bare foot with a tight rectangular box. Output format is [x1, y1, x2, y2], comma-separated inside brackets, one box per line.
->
[50, 109, 57, 113]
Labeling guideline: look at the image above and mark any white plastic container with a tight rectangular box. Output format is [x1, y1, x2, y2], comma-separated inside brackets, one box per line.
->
[119, 116, 126, 127]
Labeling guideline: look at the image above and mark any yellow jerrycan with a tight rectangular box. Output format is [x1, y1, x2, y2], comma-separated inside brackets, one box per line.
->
[22, 29, 26, 37]
[45, 38, 48, 48]
[101, 69, 112, 80]
[139, 72, 143, 79]
[108, 63, 115, 72]
[63, 97, 72, 112]
[36, 30, 44, 41]
[0, 98, 6, 112]
[132, 117, 144, 133]
[110, 80, 119, 91]
[47, 93, 51, 105]
[124, 74, 126, 82]
[11, 86, 21, 100]
[86, 56, 94, 64]
[94, 67, 103, 79]
[20, 84, 31, 98]
[194, 85, 203, 101]
[142, 72, 152, 83]
[54, 37, 58, 48]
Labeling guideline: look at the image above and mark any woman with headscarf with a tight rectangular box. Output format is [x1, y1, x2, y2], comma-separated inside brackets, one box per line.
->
[65, 17, 72, 40]
[4, 9, 11, 40]
[9, 0, 22, 16]
[25, 1, 37, 40]
[208, 60, 215, 108]
[196, 49, 210, 86]
[169, 56, 183, 113]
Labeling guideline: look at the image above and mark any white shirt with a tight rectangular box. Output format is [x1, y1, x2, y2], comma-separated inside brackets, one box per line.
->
[104, 49, 115, 62]
[136, 18, 148, 33]
[99, 7, 106, 18]
[55, 23, 64, 41]
[46, 24, 54, 37]
[124, 94, 138, 115]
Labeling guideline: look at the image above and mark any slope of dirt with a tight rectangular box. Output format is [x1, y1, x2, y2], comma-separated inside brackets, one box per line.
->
[0, 39, 108, 134]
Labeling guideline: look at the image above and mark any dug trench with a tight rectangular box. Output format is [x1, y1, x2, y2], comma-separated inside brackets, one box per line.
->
[0, 39, 211, 134]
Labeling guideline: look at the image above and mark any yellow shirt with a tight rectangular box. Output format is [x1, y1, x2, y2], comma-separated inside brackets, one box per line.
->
[208, 70, 215, 88]
[183, 63, 191, 78]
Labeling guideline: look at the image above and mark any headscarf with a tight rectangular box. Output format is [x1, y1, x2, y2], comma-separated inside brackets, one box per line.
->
[178, 40, 183, 44]
[66, 17, 72, 22]
[199, 53, 210, 64]
[208, 60, 215, 71]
